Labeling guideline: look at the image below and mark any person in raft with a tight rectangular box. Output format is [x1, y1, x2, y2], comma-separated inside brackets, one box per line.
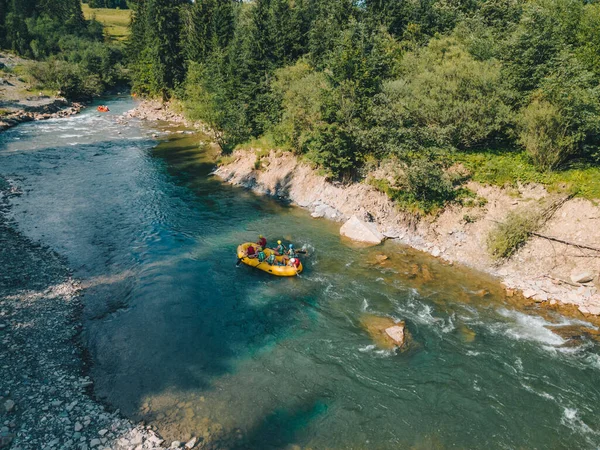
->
[273, 240, 285, 256]
[288, 257, 301, 269]
[245, 244, 257, 259]
[257, 249, 267, 263]
[266, 253, 284, 266]
[257, 235, 267, 249]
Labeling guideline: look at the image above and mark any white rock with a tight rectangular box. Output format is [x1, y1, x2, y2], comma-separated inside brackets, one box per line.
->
[90, 438, 101, 447]
[171, 441, 182, 448]
[98, 429, 108, 436]
[340, 215, 384, 245]
[74, 422, 83, 432]
[385, 325, 405, 345]
[570, 270, 595, 284]
[587, 305, 600, 315]
[185, 437, 197, 449]
[522, 289, 537, 299]
[431, 247, 441, 258]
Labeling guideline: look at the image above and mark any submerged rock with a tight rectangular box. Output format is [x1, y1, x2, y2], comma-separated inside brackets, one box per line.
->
[360, 314, 408, 349]
[340, 215, 384, 245]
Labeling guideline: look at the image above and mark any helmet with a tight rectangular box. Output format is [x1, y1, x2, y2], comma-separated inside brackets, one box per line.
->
[277, 240, 281, 244]
[289, 244, 293, 248]
[290, 258, 296, 263]
[259, 234, 263, 238]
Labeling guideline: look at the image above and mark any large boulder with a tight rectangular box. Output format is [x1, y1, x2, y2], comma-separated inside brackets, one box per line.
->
[340, 215, 384, 245]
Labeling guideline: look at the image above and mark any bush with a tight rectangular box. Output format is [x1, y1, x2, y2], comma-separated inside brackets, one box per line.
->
[487, 208, 541, 260]
[271, 60, 329, 152]
[372, 38, 513, 152]
[25, 60, 103, 100]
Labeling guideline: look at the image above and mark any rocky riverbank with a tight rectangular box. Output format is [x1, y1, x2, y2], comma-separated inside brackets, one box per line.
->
[214, 149, 600, 317]
[0, 176, 179, 449]
[0, 99, 84, 132]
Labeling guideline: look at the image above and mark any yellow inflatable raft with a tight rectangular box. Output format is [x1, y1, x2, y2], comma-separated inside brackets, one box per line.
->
[236, 242, 303, 276]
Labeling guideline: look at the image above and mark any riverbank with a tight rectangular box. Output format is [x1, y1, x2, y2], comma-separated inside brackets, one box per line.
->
[0, 176, 171, 449]
[215, 149, 600, 315]
[0, 53, 86, 133]
[124, 100, 600, 317]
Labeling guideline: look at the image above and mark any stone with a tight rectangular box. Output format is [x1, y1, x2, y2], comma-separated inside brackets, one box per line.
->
[171, 441, 182, 448]
[74, 422, 83, 432]
[3, 400, 14, 413]
[98, 429, 108, 437]
[522, 289, 537, 299]
[505, 288, 515, 297]
[374, 254, 389, 263]
[185, 437, 197, 449]
[431, 247, 441, 258]
[570, 270, 595, 284]
[339, 215, 384, 245]
[384, 326, 405, 346]
[586, 305, 600, 315]
[89, 438, 101, 447]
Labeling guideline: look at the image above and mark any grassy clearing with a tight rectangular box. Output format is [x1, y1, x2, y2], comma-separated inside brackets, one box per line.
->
[81, 4, 131, 42]
[457, 150, 600, 200]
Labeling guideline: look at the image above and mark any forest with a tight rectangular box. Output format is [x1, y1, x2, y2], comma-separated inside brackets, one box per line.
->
[127, 0, 600, 210]
[1, 0, 599, 211]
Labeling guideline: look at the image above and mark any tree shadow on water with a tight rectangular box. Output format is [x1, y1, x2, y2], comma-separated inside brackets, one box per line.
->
[229, 397, 330, 450]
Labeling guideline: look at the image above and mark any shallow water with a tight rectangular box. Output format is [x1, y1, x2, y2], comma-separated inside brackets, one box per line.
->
[2, 97, 600, 449]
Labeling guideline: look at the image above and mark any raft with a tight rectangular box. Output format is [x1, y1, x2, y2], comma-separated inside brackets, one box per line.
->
[97, 105, 109, 113]
[237, 242, 303, 276]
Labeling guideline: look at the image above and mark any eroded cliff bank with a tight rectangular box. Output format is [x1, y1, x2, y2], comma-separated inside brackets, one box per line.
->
[214, 149, 600, 316]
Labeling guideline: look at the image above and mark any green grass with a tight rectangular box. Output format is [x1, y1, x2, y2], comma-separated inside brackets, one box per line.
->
[456, 150, 600, 200]
[81, 4, 131, 42]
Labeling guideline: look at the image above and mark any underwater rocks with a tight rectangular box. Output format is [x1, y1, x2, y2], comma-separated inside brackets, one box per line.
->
[360, 314, 408, 349]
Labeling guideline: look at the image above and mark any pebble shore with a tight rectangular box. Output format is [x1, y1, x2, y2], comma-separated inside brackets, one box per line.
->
[0, 177, 179, 449]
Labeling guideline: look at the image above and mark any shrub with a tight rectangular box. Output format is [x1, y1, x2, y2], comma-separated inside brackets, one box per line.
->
[271, 60, 329, 152]
[487, 209, 541, 260]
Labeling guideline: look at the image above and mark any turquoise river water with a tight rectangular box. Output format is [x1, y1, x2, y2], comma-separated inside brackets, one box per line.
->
[1, 97, 600, 449]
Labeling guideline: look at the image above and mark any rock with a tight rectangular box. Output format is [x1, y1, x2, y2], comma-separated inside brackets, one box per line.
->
[384, 325, 405, 346]
[171, 441, 182, 448]
[360, 315, 408, 349]
[74, 422, 83, 432]
[522, 289, 537, 299]
[570, 270, 595, 284]
[431, 247, 441, 257]
[505, 288, 515, 297]
[89, 438, 101, 447]
[374, 254, 389, 263]
[474, 289, 488, 298]
[340, 215, 384, 245]
[98, 429, 108, 436]
[586, 305, 600, 315]
[3, 400, 14, 413]
[185, 437, 197, 449]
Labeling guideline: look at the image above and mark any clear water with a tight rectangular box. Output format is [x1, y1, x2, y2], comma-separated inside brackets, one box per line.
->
[2, 97, 600, 449]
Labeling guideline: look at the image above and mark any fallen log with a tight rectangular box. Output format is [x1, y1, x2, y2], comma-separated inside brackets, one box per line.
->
[531, 232, 600, 253]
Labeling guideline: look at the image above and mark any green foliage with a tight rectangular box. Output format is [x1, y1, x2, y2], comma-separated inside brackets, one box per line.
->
[25, 59, 103, 99]
[374, 38, 512, 151]
[487, 208, 542, 260]
[271, 60, 329, 152]
[127, 0, 600, 209]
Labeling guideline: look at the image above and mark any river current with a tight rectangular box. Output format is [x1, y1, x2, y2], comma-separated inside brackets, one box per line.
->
[1, 97, 600, 449]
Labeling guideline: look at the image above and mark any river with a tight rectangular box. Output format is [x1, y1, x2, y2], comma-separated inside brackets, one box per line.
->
[1, 97, 600, 449]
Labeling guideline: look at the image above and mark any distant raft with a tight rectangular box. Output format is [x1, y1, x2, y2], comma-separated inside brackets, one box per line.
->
[97, 105, 110, 112]
[237, 242, 302, 277]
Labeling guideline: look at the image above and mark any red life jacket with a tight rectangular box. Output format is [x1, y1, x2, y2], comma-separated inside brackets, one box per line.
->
[257, 237, 267, 248]
[247, 245, 256, 255]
